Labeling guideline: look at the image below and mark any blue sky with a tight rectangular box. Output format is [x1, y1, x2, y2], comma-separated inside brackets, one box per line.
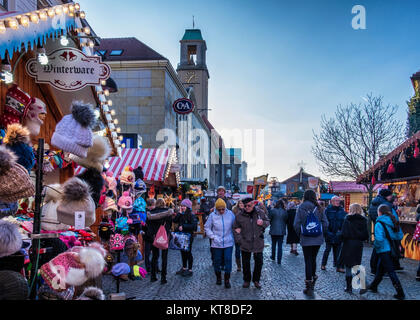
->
[78, 0, 420, 181]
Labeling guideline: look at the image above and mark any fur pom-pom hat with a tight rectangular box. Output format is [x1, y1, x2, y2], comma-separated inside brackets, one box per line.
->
[51, 101, 96, 158]
[0, 146, 35, 203]
[40, 246, 105, 291]
[76, 287, 105, 300]
[41, 184, 68, 231]
[4, 123, 35, 173]
[119, 166, 135, 186]
[56, 177, 96, 228]
[69, 135, 111, 172]
[0, 220, 23, 258]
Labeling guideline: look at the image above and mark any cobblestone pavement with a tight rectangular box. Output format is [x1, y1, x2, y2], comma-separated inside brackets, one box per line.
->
[102, 232, 420, 300]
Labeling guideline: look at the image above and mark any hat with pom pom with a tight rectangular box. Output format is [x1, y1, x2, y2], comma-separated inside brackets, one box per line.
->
[56, 177, 96, 227]
[0, 85, 32, 128]
[0, 220, 23, 258]
[118, 191, 133, 211]
[69, 135, 111, 172]
[51, 101, 96, 158]
[119, 166, 135, 186]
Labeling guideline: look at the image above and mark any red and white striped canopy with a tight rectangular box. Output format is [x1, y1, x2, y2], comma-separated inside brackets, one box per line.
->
[74, 148, 173, 182]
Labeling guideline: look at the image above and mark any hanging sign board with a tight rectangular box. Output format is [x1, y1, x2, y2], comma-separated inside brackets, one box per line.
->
[172, 98, 195, 115]
[26, 47, 111, 91]
[308, 177, 319, 189]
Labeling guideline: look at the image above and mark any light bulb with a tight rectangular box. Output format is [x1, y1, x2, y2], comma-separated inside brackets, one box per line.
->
[104, 89, 109, 96]
[94, 109, 100, 119]
[116, 127, 121, 133]
[0, 22, 6, 34]
[63, 6, 69, 14]
[88, 40, 94, 48]
[7, 18, 19, 29]
[38, 53, 49, 65]
[119, 136, 123, 141]
[110, 110, 116, 116]
[69, 4, 75, 12]
[107, 100, 113, 107]
[101, 80, 106, 86]
[39, 11, 48, 21]
[60, 35, 69, 46]
[19, 16, 30, 27]
[47, 8, 55, 17]
[113, 119, 119, 125]
[84, 27, 90, 34]
[30, 14, 39, 24]
[75, 3, 80, 11]
[80, 11, 86, 19]
[55, 6, 63, 15]
[122, 143, 126, 148]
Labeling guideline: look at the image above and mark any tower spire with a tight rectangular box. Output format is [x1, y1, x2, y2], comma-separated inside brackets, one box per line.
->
[193, 15, 195, 29]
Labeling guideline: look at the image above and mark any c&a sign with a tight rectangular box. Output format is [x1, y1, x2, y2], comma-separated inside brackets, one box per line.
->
[26, 47, 110, 91]
[172, 98, 194, 115]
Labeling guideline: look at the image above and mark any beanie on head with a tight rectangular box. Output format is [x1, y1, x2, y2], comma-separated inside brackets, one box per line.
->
[180, 198, 192, 210]
[0, 85, 32, 128]
[51, 101, 96, 158]
[215, 198, 226, 210]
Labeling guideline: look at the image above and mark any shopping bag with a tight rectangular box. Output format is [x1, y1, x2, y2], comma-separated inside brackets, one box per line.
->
[413, 221, 420, 241]
[153, 223, 168, 250]
[169, 232, 191, 251]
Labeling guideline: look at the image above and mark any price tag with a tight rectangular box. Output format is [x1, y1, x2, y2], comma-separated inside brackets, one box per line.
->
[74, 211, 85, 230]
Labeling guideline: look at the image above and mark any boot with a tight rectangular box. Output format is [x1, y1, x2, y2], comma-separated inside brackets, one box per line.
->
[303, 280, 314, 296]
[161, 275, 167, 285]
[345, 276, 352, 293]
[359, 282, 378, 294]
[224, 273, 231, 289]
[392, 280, 405, 300]
[215, 271, 222, 285]
[312, 275, 318, 288]
[236, 258, 241, 272]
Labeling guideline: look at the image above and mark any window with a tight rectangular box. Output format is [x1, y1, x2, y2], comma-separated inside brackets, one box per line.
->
[95, 50, 107, 57]
[110, 50, 124, 56]
[0, 0, 8, 10]
[187, 45, 197, 65]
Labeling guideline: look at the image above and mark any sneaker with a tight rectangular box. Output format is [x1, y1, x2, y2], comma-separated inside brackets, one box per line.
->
[151, 277, 158, 283]
[254, 282, 262, 289]
[176, 268, 186, 275]
[243, 282, 250, 288]
[336, 268, 345, 273]
[321, 266, 326, 271]
[161, 278, 167, 285]
[183, 270, 193, 277]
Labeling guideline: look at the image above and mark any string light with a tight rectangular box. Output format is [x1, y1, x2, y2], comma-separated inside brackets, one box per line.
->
[101, 80, 106, 86]
[7, 18, 19, 30]
[110, 109, 116, 116]
[84, 27, 90, 34]
[47, 8, 55, 18]
[107, 100, 113, 107]
[69, 4, 75, 12]
[60, 35, 69, 46]
[79, 11, 86, 19]
[30, 14, 39, 24]
[74, 3, 80, 11]
[55, 6, 63, 15]
[119, 136, 123, 141]
[113, 119, 119, 125]
[39, 10, 48, 21]
[19, 16, 30, 27]
[88, 40, 94, 48]
[0, 22, 6, 34]
[116, 127, 121, 133]
[63, 6, 69, 14]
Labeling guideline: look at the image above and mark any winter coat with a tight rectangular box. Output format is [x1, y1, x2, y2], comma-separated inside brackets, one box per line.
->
[173, 210, 198, 235]
[144, 207, 173, 244]
[204, 209, 235, 248]
[341, 214, 369, 267]
[199, 201, 213, 216]
[324, 205, 347, 244]
[268, 207, 288, 236]
[286, 209, 300, 244]
[373, 215, 403, 254]
[210, 196, 232, 211]
[233, 207, 270, 253]
[368, 196, 393, 223]
[293, 201, 329, 247]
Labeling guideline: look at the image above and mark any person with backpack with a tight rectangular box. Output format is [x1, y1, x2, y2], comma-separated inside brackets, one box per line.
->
[204, 198, 236, 288]
[268, 199, 288, 264]
[233, 198, 270, 289]
[173, 199, 198, 277]
[293, 190, 329, 296]
[146, 198, 173, 284]
[321, 196, 347, 272]
[340, 203, 369, 293]
[360, 204, 405, 299]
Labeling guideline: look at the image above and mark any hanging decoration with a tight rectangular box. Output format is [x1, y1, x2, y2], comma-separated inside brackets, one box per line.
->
[371, 174, 376, 185]
[414, 141, 419, 158]
[386, 162, 396, 174]
[377, 169, 382, 181]
[398, 150, 407, 163]
[41, 149, 74, 173]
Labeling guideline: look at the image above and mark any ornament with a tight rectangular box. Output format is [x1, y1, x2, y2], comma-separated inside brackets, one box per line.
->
[398, 150, 406, 163]
[378, 169, 382, 181]
[371, 175, 376, 185]
[414, 141, 420, 158]
[387, 162, 395, 174]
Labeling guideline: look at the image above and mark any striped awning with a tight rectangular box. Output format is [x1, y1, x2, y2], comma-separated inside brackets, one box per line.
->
[75, 148, 175, 182]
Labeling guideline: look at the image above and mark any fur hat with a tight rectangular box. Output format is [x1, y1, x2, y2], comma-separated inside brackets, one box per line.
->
[76, 167, 105, 207]
[51, 101, 96, 158]
[0, 85, 32, 128]
[0, 220, 22, 258]
[118, 191, 133, 211]
[4, 123, 35, 172]
[56, 177, 96, 228]
[0, 146, 35, 203]
[76, 287, 105, 300]
[69, 135, 111, 172]
[119, 166, 135, 185]
[41, 184, 68, 231]
[40, 246, 105, 291]
[23, 97, 47, 137]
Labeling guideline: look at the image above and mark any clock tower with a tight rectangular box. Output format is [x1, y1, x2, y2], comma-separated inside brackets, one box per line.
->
[177, 28, 210, 118]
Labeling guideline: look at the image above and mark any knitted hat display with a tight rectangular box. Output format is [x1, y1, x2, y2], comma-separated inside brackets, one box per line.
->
[51, 101, 96, 158]
[134, 178, 147, 195]
[40, 184, 68, 231]
[76, 167, 105, 207]
[180, 198, 193, 209]
[4, 123, 35, 172]
[56, 177, 96, 228]
[0, 270, 28, 300]
[111, 263, 130, 277]
[76, 287, 105, 300]
[105, 170, 117, 196]
[215, 198, 226, 210]
[119, 166, 135, 185]
[23, 97, 47, 137]
[40, 246, 105, 291]
[102, 197, 118, 212]
[118, 191, 133, 210]
[0, 220, 22, 258]
[133, 196, 146, 213]
[0, 146, 35, 203]
[70, 135, 111, 172]
[0, 85, 32, 128]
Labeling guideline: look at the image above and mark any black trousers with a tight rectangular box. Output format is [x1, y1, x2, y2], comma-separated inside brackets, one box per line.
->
[302, 245, 321, 281]
[321, 243, 342, 268]
[241, 251, 263, 283]
[151, 246, 167, 278]
[370, 247, 401, 274]
[181, 237, 194, 269]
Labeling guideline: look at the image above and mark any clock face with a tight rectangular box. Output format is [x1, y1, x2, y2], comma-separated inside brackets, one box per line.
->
[184, 71, 198, 84]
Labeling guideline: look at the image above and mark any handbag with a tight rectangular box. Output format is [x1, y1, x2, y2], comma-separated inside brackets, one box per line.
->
[378, 221, 403, 260]
[153, 222, 169, 250]
[169, 232, 191, 251]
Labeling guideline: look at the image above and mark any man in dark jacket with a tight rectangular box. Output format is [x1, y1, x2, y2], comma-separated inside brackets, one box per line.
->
[209, 186, 233, 211]
[368, 189, 403, 274]
[321, 196, 347, 272]
[233, 198, 270, 289]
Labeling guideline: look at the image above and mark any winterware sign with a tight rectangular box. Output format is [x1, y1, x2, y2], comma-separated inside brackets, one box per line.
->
[25, 47, 110, 91]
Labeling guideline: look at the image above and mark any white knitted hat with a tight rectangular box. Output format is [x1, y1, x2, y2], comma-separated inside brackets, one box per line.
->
[51, 101, 95, 158]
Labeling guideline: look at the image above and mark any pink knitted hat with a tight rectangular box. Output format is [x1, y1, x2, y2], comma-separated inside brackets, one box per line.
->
[118, 191, 133, 210]
[180, 199, 192, 209]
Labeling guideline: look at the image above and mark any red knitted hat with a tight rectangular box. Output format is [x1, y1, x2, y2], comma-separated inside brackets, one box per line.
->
[0, 85, 32, 128]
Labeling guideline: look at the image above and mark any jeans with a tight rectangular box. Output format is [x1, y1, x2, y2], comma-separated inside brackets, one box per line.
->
[370, 252, 401, 288]
[241, 251, 263, 283]
[151, 246, 167, 278]
[302, 245, 321, 281]
[235, 243, 241, 260]
[181, 237, 194, 270]
[370, 247, 401, 274]
[321, 243, 343, 268]
[271, 235, 284, 264]
[213, 247, 233, 273]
